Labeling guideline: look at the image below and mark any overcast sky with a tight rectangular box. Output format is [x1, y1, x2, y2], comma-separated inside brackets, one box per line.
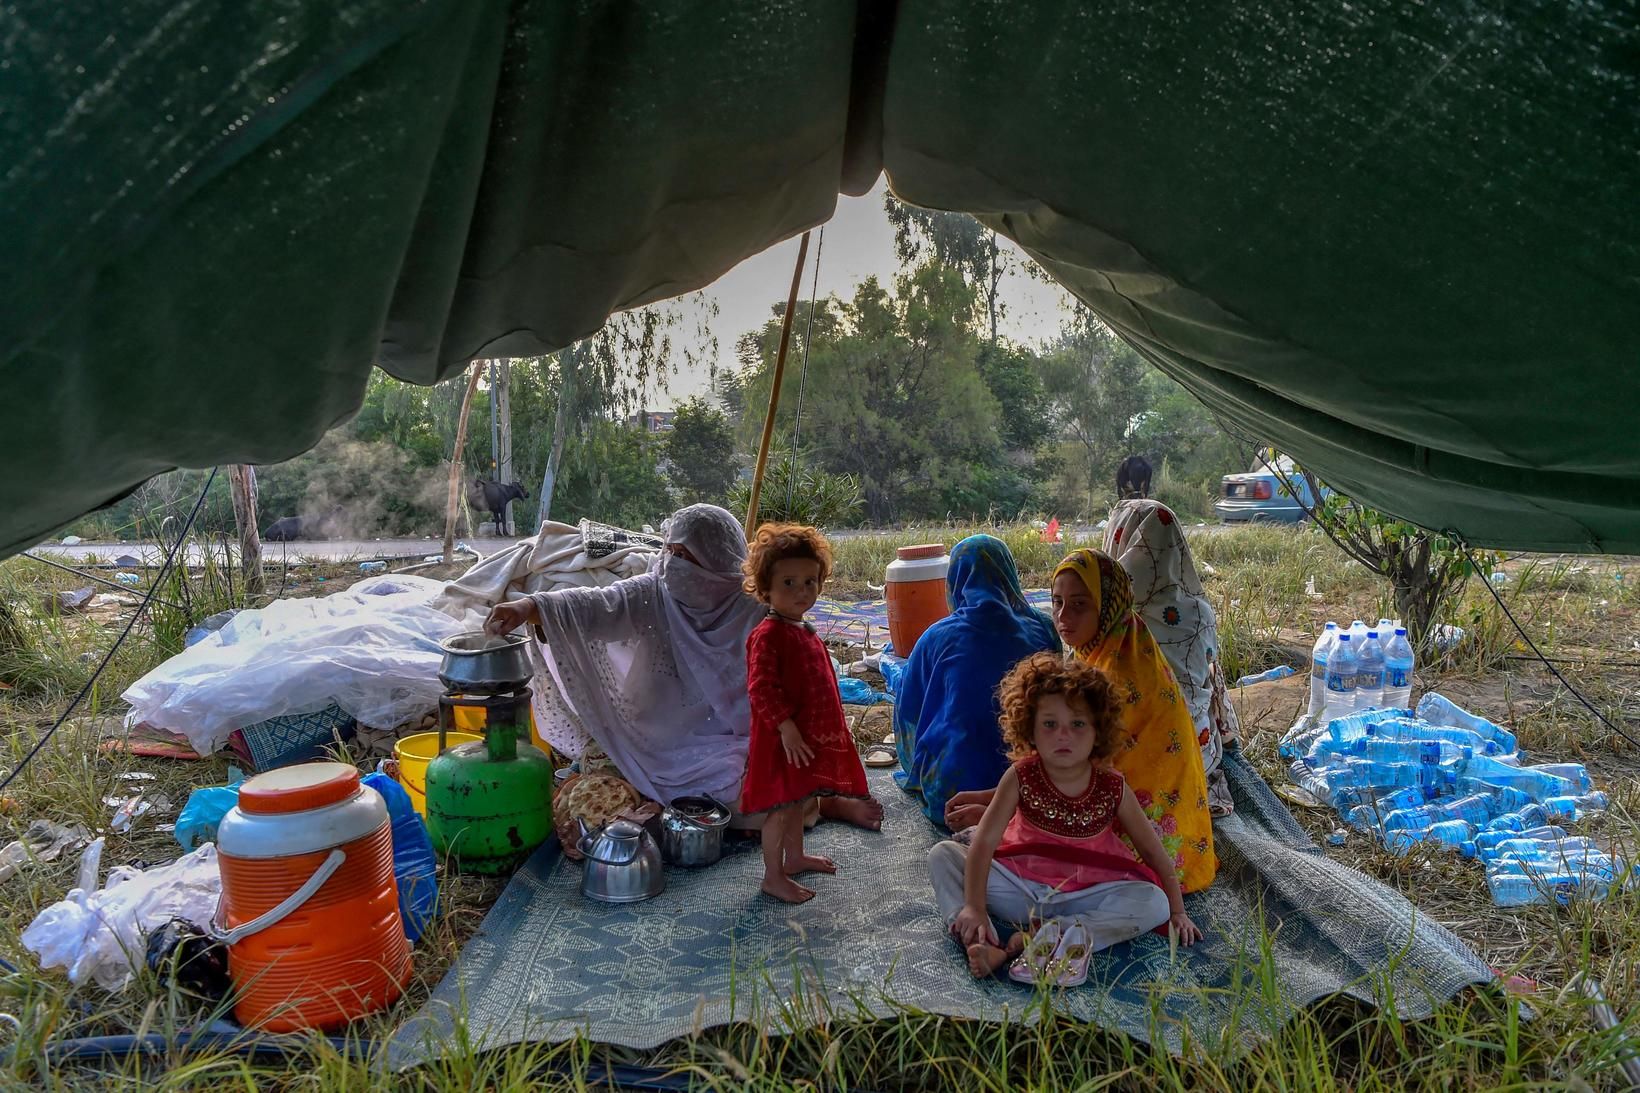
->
[656, 177, 1077, 407]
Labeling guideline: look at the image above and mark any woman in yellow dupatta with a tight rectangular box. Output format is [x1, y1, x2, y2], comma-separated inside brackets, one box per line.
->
[1049, 548, 1218, 892]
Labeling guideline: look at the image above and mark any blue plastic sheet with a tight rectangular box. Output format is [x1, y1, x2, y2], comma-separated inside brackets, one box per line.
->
[363, 772, 438, 942]
[838, 676, 890, 706]
[878, 653, 909, 698]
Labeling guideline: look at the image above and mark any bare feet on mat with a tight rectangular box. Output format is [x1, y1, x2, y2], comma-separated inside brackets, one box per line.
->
[819, 795, 884, 831]
[966, 933, 1025, 978]
[785, 853, 837, 876]
[761, 875, 815, 903]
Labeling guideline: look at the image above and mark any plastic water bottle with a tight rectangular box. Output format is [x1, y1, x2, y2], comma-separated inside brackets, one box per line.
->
[1350, 739, 1473, 765]
[1458, 755, 1577, 800]
[1348, 619, 1368, 644]
[1323, 634, 1359, 721]
[1488, 869, 1584, 907]
[1307, 623, 1339, 720]
[1354, 631, 1386, 711]
[1381, 793, 1495, 832]
[1473, 825, 1568, 854]
[1345, 785, 1429, 830]
[1484, 804, 1551, 833]
[1385, 818, 1473, 856]
[1325, 708, 1403, 748]
[1416, 694, 1518, 753]
[1531, 764, 1593, 794]
[1364, 719, 1498, 755]
[1487, 835, 1603, 862]
[1382, 628, 1415, 709]
[1543, 792, 1609, 821]
[1287, 759, 1342, 806]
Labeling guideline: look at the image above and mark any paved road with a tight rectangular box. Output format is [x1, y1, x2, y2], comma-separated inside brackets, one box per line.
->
[28, 520, 1233, 567]
[29, 537, 523, 566]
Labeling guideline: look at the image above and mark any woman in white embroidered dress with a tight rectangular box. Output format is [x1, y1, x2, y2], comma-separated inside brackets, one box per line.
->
[485, 504, 883, 829]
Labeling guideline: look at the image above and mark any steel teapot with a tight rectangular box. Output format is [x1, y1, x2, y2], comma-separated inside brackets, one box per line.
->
[576, 817, 666, 903]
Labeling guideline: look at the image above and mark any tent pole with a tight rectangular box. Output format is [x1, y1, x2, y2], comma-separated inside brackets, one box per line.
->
[443, 362, 483, 563]
[745, 230, 811, 534]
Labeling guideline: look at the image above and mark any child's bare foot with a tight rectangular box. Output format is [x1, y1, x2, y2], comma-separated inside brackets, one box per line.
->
[761, 875, 815, 903]
[966, 933, 1026, 978]
[819, 795, 884, 831]
[785, 853, 836, 876]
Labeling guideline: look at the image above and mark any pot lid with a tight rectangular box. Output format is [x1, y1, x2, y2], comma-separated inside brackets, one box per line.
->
[586, 818, 646, 865]
[238, 761, 359, 815]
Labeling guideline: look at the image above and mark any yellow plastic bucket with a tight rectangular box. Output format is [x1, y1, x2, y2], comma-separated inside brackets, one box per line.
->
[393, 731, 482, 817]
[450, 703, 549, 754]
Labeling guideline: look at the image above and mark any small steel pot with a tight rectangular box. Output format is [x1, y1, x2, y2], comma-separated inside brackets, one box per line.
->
[438, 631, 534, 692]
[655, 795, 731, 867]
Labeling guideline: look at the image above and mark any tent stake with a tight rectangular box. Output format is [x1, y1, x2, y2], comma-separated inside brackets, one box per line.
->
[745, 231, 811, 534]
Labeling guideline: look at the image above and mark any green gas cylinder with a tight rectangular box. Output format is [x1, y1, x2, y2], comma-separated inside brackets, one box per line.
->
[425, 691, 554, 874]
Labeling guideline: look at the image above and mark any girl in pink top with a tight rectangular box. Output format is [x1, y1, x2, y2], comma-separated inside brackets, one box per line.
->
[929, 652, 1202, 980]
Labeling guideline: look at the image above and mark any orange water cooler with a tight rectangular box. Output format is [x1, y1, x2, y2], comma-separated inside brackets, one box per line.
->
[214, 762, 411, 1031]
[884, 543, 950, 657]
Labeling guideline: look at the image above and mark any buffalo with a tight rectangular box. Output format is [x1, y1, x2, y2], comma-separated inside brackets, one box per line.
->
[262, 510, 340, 541]
[1116, 455, 1152, 501]
[476, 478, 529, 537]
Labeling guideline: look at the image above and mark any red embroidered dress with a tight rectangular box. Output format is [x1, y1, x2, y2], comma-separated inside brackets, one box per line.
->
[741, 615, 869, 815]
[993, 755, 1160, 893]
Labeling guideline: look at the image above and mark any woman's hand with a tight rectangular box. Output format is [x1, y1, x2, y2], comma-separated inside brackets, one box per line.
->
[778, 720, 814, 767]
[944, 789, 994, 832]
[484, 598, 538, 636]
[951, 905, 997, 948]
[1168, 910, 1203, 946]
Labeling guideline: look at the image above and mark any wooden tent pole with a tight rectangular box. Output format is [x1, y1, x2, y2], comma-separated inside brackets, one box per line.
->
[745, 230, 811, 534]
[443, 362, 483, 563]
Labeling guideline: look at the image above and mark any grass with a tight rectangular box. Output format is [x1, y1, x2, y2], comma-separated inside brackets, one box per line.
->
[2, 525, 1639, 1089]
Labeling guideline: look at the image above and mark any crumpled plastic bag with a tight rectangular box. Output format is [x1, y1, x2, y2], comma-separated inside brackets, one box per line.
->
[174, 783, 242, 851]
[121, 575, 459, 756]
[838, 676, 890, 706]
[22, 841, 222, 990]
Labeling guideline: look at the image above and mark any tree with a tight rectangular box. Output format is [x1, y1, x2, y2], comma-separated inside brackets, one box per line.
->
[737, 264, 1003, 523]
[884, 196, 1019, 343]
[665, 397, 738, 505]
[1037, 308, 1152, 516]
[523, 292, 718, 528]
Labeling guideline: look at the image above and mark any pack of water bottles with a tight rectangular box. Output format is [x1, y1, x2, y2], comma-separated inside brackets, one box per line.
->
[1278, 623, 1626, 907]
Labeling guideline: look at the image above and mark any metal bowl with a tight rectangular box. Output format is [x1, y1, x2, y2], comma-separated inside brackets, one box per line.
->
[438, 631, 534, 691]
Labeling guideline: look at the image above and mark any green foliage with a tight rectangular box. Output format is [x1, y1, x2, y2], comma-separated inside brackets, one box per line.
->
[728, 451, 865, 529]
[736, 266, 1005, 523]
[664, 397, 738, 505]
[1284, 464, 1504, 654]
[884, 195, 1022, 342]
[1036, 308, 1152, 516]
[546, 420, 672, 530]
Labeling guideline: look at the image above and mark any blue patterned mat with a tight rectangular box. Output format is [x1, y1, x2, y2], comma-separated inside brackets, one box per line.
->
[384, 754, 1494, 1068]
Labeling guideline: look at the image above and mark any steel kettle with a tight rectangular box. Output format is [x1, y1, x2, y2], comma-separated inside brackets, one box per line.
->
[576, 817, 666, 903]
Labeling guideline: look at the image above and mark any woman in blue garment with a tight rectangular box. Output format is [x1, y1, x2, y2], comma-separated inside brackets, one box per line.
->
[895, 535, 1061, 826]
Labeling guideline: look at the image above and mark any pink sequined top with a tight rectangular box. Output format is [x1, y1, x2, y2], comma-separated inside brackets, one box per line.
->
[992, 755, 1160, 893]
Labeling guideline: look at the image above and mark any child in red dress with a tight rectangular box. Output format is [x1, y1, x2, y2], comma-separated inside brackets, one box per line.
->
[741, 523, 870, 903]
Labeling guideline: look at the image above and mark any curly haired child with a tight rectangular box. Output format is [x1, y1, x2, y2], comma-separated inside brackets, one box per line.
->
[928, 652, 1202, 981]
[741, 523, 871, 903]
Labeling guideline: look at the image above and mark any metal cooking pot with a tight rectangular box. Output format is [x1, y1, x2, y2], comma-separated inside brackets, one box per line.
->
[438, 631, 533, 692]
[577, 818, 666, 903]
[655, 795, 731, 867]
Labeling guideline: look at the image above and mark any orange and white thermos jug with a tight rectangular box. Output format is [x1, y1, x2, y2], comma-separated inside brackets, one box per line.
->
[885, 543, 951, 658]
[214, 762, 411, 1031]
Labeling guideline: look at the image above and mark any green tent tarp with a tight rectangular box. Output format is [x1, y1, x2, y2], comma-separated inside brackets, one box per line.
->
[4, 0, 1638, 555]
